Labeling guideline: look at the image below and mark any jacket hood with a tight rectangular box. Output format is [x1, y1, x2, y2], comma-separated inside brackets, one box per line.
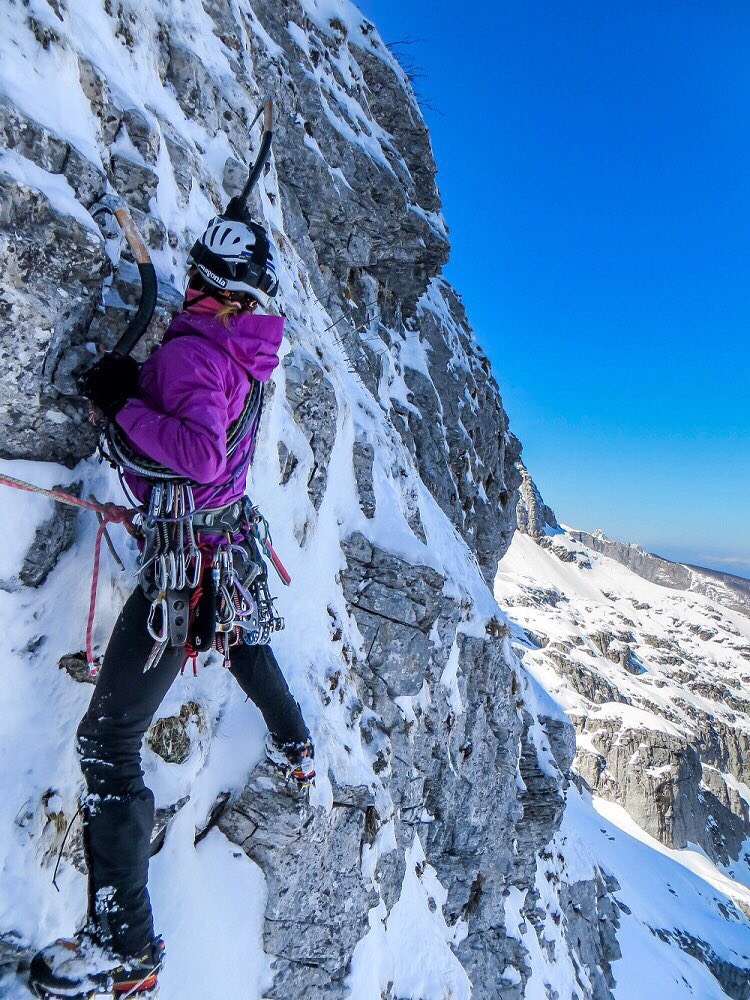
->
[165, 309, 284, 382]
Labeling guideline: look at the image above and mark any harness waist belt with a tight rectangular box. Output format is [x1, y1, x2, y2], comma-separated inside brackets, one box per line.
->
[191, 500, 245, 533]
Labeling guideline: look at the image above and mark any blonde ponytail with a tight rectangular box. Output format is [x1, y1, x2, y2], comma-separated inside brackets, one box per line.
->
[185, 268, 257, 326]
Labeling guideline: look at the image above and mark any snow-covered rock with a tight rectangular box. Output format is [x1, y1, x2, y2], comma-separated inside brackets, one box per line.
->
[500, 476, 750, 993]
[1, 1, 748, 998]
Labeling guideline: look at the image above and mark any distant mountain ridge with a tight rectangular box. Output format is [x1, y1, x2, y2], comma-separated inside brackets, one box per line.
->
[516, 462, 750, 618]
[567, 529, 750, 619]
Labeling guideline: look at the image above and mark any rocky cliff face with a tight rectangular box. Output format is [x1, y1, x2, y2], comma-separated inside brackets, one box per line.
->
[0, 3, 615, 999]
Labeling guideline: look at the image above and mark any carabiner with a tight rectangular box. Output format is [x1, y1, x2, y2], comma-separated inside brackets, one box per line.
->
[147, 597, 169, 643]
[166, 550, 177, 590]
[186, 550, 202, 589]
[175, 551, 187, 591]
[155, 555, 168, 592]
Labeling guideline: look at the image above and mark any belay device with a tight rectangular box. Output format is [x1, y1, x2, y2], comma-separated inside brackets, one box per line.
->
[84, 99, 290, 671]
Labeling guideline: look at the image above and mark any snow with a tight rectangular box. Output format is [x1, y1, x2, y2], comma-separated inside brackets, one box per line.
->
[593, 796, 750, 917]
[561, 788, 750, 1000]
[498, 528, 750, 742]
[347, 836, 472, 1000]
[150, 821, 271, 999]
[587, 702, 687, 738]
[0, 2, 103, 165]
[0, 152, 100, 235]
[497, 520, 750, 998]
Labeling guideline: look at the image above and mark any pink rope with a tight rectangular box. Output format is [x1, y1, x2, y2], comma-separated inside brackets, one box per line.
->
[0, 473, 137, 676]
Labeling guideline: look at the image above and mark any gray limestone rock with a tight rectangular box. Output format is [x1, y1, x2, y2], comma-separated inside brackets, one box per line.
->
[569, 528, 750, 619]
[341, 532, 455, 696]
[18, 483, 81, 588]
[166, 42, 222, 135]
[651, 928, 750, 999]
[283, 351, 338, 510]
[220, 769, 378, 998]
[556, 871, 622, 998]
[121, 108, 161, 165]
[352, 436, 376, 519]
[0, 174, 107, 465]
[397, 288, 521, 584]
[109, 151, 159, 214]
[78, 58, 121, 146]
[574, 715, 748, 864]
[222, 156, 247, 198]
[516, 459, 560, 539]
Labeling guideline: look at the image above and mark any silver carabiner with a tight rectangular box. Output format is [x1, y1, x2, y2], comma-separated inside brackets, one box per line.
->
[167, 550, 177, 590]
[217, 584, 236, 627]
[186, 549, 202, 589]
[149, 483, 164, 519]
[184, 484, 196, 515]
[144, 638, 168, 673]
[155, 555, 168, 593]
[147, 597, 169, 643]
[175, 551, 187, 590]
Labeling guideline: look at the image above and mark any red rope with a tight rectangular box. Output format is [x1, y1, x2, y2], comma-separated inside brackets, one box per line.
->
[0, 474, 114, 516]
[0, 473, 137, 677]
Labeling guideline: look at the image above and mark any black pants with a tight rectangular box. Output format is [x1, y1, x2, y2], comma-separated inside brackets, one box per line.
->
[76, 587, 309, 956]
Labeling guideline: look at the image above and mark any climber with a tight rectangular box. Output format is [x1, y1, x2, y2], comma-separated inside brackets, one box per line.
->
[28, 214, 314, 1000]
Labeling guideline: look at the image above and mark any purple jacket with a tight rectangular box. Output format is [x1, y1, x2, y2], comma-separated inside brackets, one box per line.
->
[117, 305, 283, 510]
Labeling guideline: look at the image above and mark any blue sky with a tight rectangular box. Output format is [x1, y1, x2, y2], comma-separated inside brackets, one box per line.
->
[357, 0, 750, 578]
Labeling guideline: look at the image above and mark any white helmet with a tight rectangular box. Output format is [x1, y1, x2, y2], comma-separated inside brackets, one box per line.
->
[189, 216, 279, 307]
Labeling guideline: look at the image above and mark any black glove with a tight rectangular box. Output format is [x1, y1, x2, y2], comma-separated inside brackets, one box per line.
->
[77, 352, 141, 418]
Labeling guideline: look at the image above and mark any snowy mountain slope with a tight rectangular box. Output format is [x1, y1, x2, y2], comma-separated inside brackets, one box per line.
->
[2, 2, 745, 997]
[497, 474, 750, 996]
[566, 528, 750, 619]
[516, 459, 750, 620]
[0, 3, 620, 1000]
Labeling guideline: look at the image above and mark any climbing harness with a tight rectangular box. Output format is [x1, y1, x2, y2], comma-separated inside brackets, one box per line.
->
[130, 480, 288, 675]
[97, 366, 288, 674]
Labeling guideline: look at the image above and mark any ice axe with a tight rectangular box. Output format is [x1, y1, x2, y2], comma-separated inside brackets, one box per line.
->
[50, 194, 158, 396]
[93, 194, 158, 359]
[223, 97, 274, 224]
[52, 98, 274, 395]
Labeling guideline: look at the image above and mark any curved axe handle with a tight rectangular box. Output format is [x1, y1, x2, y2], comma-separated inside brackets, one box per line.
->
[93, 194, 158, 357]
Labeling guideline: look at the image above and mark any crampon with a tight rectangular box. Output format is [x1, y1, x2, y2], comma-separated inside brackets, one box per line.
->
[29, 933, 164, 1000]
[265, 735, 315, 790]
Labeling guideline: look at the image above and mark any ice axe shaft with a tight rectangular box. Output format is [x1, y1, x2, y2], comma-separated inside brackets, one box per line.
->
[225, 98, 274, 222]
[93, 194, 158, 358]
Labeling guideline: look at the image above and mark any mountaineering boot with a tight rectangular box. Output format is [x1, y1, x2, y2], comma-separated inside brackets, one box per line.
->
[265, 734, 315, 789]
[29, 931, 164, 999]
